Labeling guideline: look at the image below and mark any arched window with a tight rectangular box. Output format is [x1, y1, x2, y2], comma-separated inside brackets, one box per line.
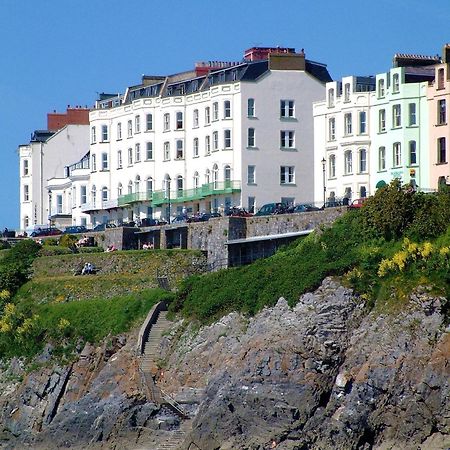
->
[359, 148, 367, 173]
[344, 151, 352, 175]
[117, 183, 123, 197]
[193, 171, 199, 189]
[134, 175, 141, 193]
[205, 169, 210, 185]
[224, 165, 231, 185]
[176, 175, 183, 195]
[329, 155, 336, 178]
[164, 174, 171, 197]
[146, 177, 153, 195]
[101, 187, 108, 203]
[128, 180, 133, 194]
[212, 164, 219, 188]
[91, 185, 97, 206]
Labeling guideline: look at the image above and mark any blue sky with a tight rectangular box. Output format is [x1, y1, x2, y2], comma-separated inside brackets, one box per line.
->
[1, 0, 449, 229]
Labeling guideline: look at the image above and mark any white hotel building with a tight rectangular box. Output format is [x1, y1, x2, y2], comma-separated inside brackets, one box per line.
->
[81, 47, 332, 226]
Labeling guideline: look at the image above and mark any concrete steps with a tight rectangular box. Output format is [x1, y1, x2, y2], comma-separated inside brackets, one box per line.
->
[152, 420, 192, 450]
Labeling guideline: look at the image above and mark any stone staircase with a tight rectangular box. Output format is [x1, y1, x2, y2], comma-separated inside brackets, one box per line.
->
[152, 419, 193, 450]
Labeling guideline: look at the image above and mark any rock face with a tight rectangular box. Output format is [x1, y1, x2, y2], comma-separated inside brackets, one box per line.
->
[0, 278, 449, 449]
[158, 278, 449, 450]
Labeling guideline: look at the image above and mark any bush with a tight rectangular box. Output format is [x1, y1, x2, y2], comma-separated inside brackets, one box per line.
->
[58, 234, 78, 248]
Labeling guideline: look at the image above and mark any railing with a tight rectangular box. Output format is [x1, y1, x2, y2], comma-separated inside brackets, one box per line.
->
[118, 191, 152, 206]
[136, 301, 168, 355]
[160, 388, 190, 419]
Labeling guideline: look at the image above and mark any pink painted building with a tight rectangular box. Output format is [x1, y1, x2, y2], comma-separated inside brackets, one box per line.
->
[428, 44, 450, 189]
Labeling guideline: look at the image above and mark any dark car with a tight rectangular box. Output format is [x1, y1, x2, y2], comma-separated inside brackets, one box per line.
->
[92, 223, 117, 232]
[63, 225, 88, 234]
[291, 204, 322, 213]
[187, 212, 222, 223]
[31, 227, 63, 237]
[254, 202, 288, 216]
[171, 215, 188, 224]
[140, 218, 167, 227]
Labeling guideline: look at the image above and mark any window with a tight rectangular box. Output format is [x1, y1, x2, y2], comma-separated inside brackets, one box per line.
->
[247, 98, 255, 117]
[176, 111, 183, 129]
[359, 148, 367, 173]
[23, 216, 29, 228]
[328, 118, 336, 141]
[81, 185, 87, 204]
[146, 113, 153, 131]
[344, 83, 351, 102]
[212, 102, 219, 121]
[438, 137, 446, 163]
[205, 106, 210, 125]
[23, 159, 29, 176]
[135, 115, 141, 133]
[146, 142, 153, 160]
[127, 181, 133, 195]
[224, 165, 231, 182]
[193, 109, 199, 128]
[212, 131, 219, 151]
[135, 143, 141, 162]
[392, 73, 400, 93]
[164, 142, 170, 160]
[56, 194, 63, 214]
[224, 100, 231, 118]
[224, 130, 232, 148]
[91, 186, 97, 206]
[146, 177, 153, 195]
[193, 138, 199, 157]
[280, 130, 295, 148]
[101, 187, 108, 203]
[247, 128, 255, 147]
[127, 120, 132, 138]
[329, 154, 336, 178]
[378, 147, 386, 171]
[247, 165, 256, 184]
[212, 164, 219, 188]
[344, 113, 352, 135]
[344, 151, 353, 174]
[193, 172, 199, 189]
[205, 136, 211, 155]
[438, 99, 446, 125]
[91, 154, 97, 171]
[117, 183, 122, 197]
[328, 88, 335, 107]
[378, 79, 385, 97]
[409, 103, 417, 126]
[101, 152, 108, 170]
[176, 140, 184, 159]
[163, 113, 170, 131]
[176, 175, 183, 194]
[359, 111, 367, 134]
[438, 68, 445, 89]
[91, 126, 96, 144]
[117, 122, 122, 140]
[393, 104, 401, 128]
[134, 175, 140, 193]
[379, 109, 386, 132]
[280, 166, 295, 184]
[23, 184, 29, 201]
[409, 141, 417, 165]
[205, 169, 210, 184]
[248, 196, 255, 214]
[280, 100, 294, 118]
[117, 150, 122, 169]
[128, 147, 133, 165]
[393, 142, 402, 167]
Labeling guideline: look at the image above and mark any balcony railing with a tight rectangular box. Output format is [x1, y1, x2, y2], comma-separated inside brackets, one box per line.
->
[114, 181, 241, 208]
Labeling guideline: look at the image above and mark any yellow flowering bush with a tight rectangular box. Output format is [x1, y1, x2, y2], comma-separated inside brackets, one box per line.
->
[0, 303, 16, 333]
[57, 318, 70, 331]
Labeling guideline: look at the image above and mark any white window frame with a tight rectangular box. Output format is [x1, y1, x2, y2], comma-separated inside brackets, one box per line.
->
[344, 113, 352, 135]
[164, 141, 170, 160]
[163, 113, 170, 131]
[379, 109, 386, 132]
[146, 142, 153, 160]
[101, 152, 108, 171]
[224, 129, 232, 148]
[247, 128, 255, 147]
[379, 147, 386, 171]
[247, 98, 255, 117]
[117, 122, 122, 140]
[247, 165, 256, 184]
[146, 113, 153, 131]
[127, 120, 132, 138]
[393, 104, 401, 128]
[393, 142, 401, 167]
[280, 130, 295, 149]
[280, 166, 295, 184]
[135, 143, 141, 162]
[135, 115, 141, 133]
[224, 100, 231, 118]
[212, 102, 219, 121]
[344, 150, 353, 175]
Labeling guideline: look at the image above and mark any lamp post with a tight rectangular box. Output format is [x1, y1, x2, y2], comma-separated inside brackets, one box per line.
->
[48, 190, 52, 229]
[321, 157, 326, 207]
[167, 176, 171, 223]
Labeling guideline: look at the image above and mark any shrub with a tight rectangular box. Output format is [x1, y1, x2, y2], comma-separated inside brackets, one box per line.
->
[58, 234, 78, 248]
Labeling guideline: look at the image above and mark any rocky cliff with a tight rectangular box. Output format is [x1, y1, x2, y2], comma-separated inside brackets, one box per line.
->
[0, 278, 449, 449]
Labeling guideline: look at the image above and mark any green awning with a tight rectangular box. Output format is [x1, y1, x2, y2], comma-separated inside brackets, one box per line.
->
[376, 180, 387, 189]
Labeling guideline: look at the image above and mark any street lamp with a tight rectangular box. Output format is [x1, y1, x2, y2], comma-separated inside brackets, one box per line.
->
[167, 176, 171, 222]
[48, 190, 52, 229]
[321, 157, 326, 208]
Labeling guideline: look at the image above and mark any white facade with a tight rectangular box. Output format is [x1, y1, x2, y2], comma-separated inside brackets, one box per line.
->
[85, 54, 330, 225]
[313, 76, 375, 205]
[18, 125, 90, 231]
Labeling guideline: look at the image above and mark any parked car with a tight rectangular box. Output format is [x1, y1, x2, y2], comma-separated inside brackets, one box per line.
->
[187, 212, 222, 223]
[30, 227, 63, 237]
[348, 198, 367, 209]
[254, 202, 288, 216]
[140, 218, 167, 227]
[63, 225, 88, 234]
[291, 204, 322, 213]
[171, 215, 188, 224]
[225, 207, 253, 217]
[92, 223, 117, 232]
